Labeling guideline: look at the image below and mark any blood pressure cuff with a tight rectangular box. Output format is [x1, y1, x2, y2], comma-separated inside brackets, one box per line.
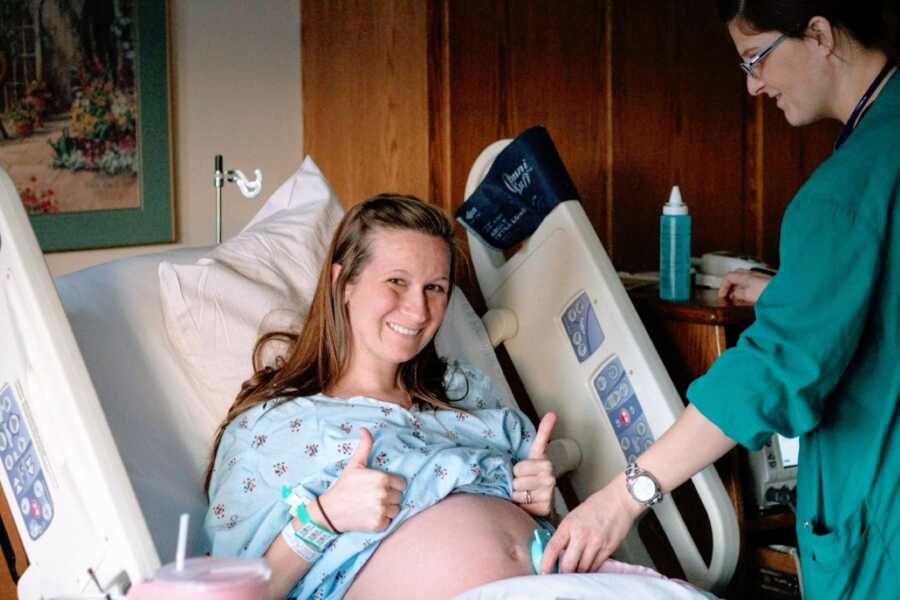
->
[455, 126, 580, 250]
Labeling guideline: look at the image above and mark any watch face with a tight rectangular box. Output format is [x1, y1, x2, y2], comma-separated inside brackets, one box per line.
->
[632, 475, 657, 502]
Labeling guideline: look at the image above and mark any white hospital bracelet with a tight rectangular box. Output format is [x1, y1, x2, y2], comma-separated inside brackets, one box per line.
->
[280, 522, 321, 563]
[281, 486, 338, 550]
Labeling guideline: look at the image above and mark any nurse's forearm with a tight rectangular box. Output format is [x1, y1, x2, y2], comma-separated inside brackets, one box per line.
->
[637, 404, 736, 494]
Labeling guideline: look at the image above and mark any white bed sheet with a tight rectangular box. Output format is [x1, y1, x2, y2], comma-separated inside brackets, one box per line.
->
[454, 573, 719, 600]
[55, 247, 213, 561]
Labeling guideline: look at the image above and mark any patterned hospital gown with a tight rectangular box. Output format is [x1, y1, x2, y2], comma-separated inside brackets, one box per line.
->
[205, 362, 540, 599]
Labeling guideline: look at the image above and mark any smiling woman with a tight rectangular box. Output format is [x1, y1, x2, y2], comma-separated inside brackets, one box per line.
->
[203, 194, 559, 599]
[334, 228, 452, 402]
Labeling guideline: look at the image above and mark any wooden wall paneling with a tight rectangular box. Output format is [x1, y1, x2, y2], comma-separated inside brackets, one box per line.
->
[427, 0, 452, 213]
[445, 0, 507, 212]
[610, 1, 746, 272]
[302, 0, 839, 271]
[757, 102, 841, 265]
[438, 1, 507, 308]
[678, 11, 749, 262]
[445, 1, 609, 227]
[744, 93, 766, 261]
[441, 1, 610, 311]
[302, 0, 429, 206]
[611, 0, 679, 273]
[500, 1, 608, 238]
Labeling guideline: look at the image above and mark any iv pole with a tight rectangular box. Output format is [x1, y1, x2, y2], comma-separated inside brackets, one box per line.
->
[214, 155, 263, 243]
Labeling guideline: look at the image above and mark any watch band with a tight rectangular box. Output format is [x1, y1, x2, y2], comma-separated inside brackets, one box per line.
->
[624, 462, 663, 506]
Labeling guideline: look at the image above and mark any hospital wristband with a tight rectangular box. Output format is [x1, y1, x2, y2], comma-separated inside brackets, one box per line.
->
[294, 503, 338, 551]
[280, 522, 322, 563]
[281, 485, 339, 551]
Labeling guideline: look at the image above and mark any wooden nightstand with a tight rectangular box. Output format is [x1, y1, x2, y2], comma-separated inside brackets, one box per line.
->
[628, 285, 800, 600]
[0, 495, 26, 599]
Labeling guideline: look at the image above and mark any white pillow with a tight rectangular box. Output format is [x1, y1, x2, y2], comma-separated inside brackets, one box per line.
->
[243, 155, 338, 231]
[158, 157, 345, 415]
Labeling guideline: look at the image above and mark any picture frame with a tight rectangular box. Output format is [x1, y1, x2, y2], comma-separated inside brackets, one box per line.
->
[0, 0, 174, 252]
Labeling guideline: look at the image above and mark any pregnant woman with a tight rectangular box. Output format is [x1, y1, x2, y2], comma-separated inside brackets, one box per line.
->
[204, 194, 557, 599]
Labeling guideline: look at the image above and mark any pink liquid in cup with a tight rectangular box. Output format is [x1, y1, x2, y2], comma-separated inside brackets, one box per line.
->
[126, 556, 270, 600]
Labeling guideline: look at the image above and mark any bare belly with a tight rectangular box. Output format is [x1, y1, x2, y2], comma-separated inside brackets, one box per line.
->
[345, 494, 537, 600]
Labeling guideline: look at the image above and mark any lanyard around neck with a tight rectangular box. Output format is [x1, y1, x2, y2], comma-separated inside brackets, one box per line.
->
[834, 61, 896, 151]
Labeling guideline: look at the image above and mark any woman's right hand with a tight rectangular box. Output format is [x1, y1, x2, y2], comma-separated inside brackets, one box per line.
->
[718, 268, 772, 304]
[317, 428, 406, 532]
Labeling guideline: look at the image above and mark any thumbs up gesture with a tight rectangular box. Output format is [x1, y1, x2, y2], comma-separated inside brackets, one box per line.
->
[317, 428, 407, 532]
[512, 412, 557, 517]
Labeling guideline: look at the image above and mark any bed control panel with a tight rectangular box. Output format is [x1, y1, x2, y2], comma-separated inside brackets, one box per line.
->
[0, 383, 54, 540]
[561, 291, 605, 363]
[592, 357, 656, 464]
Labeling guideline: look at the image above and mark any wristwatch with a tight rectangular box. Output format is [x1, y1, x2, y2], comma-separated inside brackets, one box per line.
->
[624, 462, 663, 506]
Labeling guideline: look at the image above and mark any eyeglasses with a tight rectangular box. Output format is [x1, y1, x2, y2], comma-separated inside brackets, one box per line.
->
[739, 33, 786, 78]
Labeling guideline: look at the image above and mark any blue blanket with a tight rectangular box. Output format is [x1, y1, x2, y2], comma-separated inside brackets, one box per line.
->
[205, 362, 539, 599]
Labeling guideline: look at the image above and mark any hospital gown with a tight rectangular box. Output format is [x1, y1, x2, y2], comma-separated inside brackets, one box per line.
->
[205, 362, 540, 599]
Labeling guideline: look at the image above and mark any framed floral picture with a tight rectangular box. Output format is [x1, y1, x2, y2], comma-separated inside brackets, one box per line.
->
[0, 0, 173, 252]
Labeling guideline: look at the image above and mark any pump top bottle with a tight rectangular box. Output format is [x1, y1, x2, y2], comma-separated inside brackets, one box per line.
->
[659, 185, 692, 301]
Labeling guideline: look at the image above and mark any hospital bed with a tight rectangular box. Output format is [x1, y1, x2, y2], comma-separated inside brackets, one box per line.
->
[0, 142, 738, 598]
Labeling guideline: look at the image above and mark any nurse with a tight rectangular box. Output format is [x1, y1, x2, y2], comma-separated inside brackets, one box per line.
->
[543, 1, 900, 597]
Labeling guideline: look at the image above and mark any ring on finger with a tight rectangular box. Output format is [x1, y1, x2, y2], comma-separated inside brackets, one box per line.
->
[524, 489, 533, 504]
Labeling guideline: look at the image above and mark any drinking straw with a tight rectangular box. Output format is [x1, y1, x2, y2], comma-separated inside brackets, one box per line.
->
[175, 513, 189, 571]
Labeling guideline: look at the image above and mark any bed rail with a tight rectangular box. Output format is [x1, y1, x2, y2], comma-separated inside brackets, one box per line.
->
[0, 168, 158, 597]
[462, 142, 739, 593]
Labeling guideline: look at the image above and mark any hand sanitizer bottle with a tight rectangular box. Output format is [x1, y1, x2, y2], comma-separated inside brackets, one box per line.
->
[659, 185, 691, 301]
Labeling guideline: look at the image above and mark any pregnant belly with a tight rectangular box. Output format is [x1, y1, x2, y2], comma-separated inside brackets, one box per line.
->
[345, 494, 538, 600]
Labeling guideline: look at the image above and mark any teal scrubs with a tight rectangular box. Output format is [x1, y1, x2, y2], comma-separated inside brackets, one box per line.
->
[687, 71, 900, 599]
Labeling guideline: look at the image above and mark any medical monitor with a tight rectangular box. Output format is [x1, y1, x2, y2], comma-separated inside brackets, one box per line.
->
[775, 434, 799, 468]
[0, 169, 158, 598]
[748, 433, 799, 509]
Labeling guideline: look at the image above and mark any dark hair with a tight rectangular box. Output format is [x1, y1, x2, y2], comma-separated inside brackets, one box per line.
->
[204, 194, 460, 492]
[718, 0, 900, 60]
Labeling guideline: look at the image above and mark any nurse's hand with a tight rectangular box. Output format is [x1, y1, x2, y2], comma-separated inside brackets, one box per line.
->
[513, 412, 557, 517]
[318, 428, 406, 532]
[718, 268, 772, 304]
[539, 473, 644, 574]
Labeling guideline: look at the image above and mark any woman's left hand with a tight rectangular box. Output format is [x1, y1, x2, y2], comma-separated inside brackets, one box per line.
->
[513, 412, 557, 517]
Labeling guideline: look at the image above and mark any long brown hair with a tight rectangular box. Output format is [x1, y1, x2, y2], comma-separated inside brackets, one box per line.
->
[204, 194, 460, 492]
